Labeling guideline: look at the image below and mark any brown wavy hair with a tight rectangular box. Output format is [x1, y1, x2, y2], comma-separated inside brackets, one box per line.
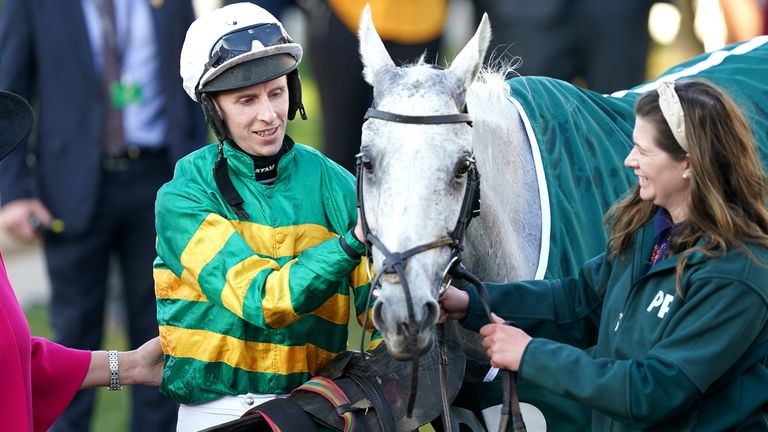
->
[606, 79, 768, 295]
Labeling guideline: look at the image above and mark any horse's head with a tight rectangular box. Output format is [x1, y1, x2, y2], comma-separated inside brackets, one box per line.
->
[357, 6, 491, 360]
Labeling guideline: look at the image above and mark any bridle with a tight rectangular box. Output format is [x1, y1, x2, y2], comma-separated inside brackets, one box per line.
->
[357, 107, 480, 297]
[356, 105, 526, 432]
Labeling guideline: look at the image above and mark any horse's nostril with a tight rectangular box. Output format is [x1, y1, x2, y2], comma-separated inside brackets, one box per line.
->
[372, 301, 385, 329]
[397, 321, 410, 337]
[420, 301, 439, 333]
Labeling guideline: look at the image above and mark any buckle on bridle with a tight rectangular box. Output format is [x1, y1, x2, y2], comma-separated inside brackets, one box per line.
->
[438, 255, 460, 297]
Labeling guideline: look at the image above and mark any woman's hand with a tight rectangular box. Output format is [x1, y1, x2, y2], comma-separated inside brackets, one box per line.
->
[81, 337, 165, 389]
[479, 313, 532, 371]
[438, 284, 470, 323]
[130, 337, 165, 386]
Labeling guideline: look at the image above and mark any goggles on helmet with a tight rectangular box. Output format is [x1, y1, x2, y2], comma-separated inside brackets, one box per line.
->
[207, 23, 290, 69]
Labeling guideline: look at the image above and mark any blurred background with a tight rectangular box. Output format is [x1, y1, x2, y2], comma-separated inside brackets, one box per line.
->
[1, 0, 764, 429]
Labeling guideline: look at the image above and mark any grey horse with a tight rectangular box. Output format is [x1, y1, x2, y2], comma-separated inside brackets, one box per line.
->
[358, 6, 768, 429]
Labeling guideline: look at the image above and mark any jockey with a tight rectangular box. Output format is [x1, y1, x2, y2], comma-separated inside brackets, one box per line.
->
[154, 3, 378, 430]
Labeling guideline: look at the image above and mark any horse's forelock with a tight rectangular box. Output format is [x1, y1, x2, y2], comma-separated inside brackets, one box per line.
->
[373, 65, 467, 114]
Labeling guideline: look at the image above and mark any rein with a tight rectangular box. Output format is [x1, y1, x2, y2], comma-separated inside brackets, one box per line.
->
[357, 107, 525, 432]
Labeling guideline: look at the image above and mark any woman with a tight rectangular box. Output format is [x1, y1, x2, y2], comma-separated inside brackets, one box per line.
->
[440, 79, 768, 430]
[0, 89, 164, 432]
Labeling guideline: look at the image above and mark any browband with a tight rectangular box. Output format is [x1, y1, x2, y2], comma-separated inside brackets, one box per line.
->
[364, 108, 473, 127]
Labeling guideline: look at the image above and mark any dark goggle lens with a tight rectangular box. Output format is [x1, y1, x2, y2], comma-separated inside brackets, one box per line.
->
[209, 23, 288, 68]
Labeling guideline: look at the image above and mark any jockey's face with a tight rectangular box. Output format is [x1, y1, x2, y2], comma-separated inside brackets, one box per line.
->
[625, 116, 691, 223]
[213, 75, 289, 157]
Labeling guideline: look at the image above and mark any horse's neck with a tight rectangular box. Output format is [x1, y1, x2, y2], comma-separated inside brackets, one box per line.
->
[462, 75, 542, 282]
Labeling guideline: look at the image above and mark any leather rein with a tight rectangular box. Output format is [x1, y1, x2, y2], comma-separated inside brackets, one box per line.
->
[356, 107, 526, 432]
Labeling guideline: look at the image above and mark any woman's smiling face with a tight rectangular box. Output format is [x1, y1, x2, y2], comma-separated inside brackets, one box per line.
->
[625, 116, 691, 223]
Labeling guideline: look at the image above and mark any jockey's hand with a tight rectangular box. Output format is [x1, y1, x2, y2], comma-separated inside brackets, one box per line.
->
[353, 208, 364, 243]
[438, 284, 469, 323]
[480, 313, 532, 372]
[0, 199, 52, 243]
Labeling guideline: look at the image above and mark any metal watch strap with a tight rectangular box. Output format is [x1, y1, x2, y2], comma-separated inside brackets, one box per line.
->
[108, 350, 122, 391]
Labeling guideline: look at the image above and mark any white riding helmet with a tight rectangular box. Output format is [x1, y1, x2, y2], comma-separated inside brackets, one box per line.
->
[180, 2, 303, 102]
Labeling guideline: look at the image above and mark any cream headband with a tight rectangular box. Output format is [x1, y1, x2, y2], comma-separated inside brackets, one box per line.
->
[656, 80, 688, 152]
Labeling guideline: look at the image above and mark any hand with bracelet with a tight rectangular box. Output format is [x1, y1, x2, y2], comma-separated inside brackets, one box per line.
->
[80, 337, 165, 390]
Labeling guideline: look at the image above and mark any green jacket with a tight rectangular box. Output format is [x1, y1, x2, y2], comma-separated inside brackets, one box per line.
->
[464, 221, 768, 431]
[154, 138, 376, 404]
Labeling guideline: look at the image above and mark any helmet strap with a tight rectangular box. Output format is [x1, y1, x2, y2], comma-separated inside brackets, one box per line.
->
[198, 91, 251, 219]
[213, 146, 251, 220]
[287, 69, 307, 121]
[199, 92, 230, 143]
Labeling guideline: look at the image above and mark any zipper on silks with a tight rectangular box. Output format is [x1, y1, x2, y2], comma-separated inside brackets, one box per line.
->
[613, 312, 624, 333]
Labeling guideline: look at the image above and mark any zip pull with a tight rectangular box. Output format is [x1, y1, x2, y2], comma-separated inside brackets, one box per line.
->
[614, 312, 624, 333]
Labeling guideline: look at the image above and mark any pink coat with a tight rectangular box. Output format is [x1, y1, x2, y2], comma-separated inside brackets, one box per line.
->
[0, 254, 90, 431]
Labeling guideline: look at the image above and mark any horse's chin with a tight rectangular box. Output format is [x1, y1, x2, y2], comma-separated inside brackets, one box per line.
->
[383, 332, 434, 361]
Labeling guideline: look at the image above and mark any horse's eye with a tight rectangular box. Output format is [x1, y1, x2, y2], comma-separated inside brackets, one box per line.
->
[362, 155, 374, 172]
[455, 157, 472, 178]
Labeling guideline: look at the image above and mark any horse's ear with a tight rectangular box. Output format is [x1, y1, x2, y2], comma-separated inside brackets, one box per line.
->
[358, 4, 395, 85]
[448, 13, 491, 88]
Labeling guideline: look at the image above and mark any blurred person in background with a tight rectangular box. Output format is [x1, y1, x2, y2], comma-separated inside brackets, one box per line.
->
[471, 0, 668, 94]
[719, 0, 765, 42]
[0, 0, 207, 430]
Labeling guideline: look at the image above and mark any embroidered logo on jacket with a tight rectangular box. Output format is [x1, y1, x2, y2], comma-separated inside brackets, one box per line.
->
[254, 164, 276, 174]
[647, 290, 675, 318]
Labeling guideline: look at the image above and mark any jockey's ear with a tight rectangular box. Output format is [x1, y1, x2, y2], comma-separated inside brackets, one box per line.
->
[358, 4, 395, 86]
[449, 13, 491, 89]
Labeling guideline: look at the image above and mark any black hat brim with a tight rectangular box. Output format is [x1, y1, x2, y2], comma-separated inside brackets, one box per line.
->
[200, 53, 297, 94]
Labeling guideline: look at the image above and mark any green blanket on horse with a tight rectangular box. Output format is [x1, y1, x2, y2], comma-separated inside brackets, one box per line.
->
[512, 35, 768, 283]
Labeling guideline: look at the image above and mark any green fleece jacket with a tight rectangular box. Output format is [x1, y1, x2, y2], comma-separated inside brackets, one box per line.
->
[464, 221, 768, 431]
